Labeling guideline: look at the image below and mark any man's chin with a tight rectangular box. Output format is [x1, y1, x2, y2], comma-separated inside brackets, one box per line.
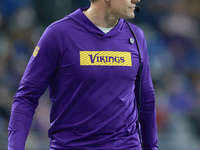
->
[123, 14, 135, 19]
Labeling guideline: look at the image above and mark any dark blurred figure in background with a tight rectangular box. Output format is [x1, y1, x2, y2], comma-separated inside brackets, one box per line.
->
[0, 0, 200, 149]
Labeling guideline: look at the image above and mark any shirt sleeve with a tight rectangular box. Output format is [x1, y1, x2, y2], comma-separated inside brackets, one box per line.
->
[135, 35, 158, 150]
[8, 26, 60, 150]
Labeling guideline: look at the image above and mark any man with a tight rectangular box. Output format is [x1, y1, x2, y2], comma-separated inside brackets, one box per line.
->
[8, 0, 158, 149]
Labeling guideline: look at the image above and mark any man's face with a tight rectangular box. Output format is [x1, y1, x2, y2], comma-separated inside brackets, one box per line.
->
[108, 0, 140, 19]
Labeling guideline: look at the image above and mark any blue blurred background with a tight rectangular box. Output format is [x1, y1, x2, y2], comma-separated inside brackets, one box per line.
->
[0, 0, 200, 149]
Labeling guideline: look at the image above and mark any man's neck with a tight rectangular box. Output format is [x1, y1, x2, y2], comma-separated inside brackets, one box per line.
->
[84, 2, 119, 28]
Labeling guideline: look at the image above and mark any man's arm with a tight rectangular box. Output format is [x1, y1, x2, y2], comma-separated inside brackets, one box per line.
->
[8, 26, 60, 150]
[135, 34, 158, 150]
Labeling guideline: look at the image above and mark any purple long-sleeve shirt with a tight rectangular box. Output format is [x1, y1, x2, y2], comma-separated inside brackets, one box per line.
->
[8, 8, 158, 150]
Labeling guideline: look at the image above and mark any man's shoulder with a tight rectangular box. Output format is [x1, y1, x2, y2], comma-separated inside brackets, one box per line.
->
[126, 21, 144, 37]
[48, 8, 83, 31]
[48, 16, 72, 31]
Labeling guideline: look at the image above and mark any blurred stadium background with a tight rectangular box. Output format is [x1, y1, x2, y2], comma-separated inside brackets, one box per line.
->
[0, 0, 200, 149]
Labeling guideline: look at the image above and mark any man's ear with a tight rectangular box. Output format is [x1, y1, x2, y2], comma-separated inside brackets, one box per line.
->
[104, 0, 111, 5]
[104, 0, 110, 3]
